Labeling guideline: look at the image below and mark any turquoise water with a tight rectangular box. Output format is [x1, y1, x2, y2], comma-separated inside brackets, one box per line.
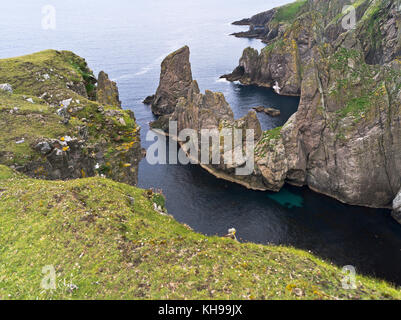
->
[1, 0, 401, 285]
[268, 189, 304, 209]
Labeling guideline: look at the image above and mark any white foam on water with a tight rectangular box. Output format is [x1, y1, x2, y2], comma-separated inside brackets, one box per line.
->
[216, 77, 229, 83]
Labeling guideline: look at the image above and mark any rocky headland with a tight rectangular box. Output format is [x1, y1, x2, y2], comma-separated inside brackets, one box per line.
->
[0, 50, 143, 185]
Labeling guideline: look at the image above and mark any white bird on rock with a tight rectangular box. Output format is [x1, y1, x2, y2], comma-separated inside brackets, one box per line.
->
[273, 81, 281, 94]
[224, 228, 238, 241]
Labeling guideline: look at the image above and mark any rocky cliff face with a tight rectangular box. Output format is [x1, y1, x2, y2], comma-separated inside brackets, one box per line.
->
[0, 50, 143, 185]
[168, 83, 267, 190]
[149, 46, 194, 116]
[224, 0, 401, 211]
[150, 48, 303, 191]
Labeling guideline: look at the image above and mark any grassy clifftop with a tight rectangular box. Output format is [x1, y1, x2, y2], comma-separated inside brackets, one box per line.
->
[0, 50, 141, 184]
[0, 165, 399, 300]
[0, 49, 96, 100]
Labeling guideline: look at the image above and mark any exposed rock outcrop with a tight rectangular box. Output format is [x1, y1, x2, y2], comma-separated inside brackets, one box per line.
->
[96, 71, 121, 108]
[231, 8, 278, 39]
[223, 0, 401, 211]
[223, 28, 304, 95]
[150, 46, 193, 116]
[143, 94, 155, 105]
[0, 83, 12, 93]
[171, 81, 234, 133]
[253, 106, 281, 117]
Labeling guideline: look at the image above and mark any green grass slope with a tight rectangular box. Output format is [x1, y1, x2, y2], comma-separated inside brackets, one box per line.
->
[0, 49, 96, 100]
[0, 165, 399, 300]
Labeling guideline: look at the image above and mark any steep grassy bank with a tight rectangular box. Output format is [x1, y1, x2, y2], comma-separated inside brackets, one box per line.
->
[0, 165, 400, 300]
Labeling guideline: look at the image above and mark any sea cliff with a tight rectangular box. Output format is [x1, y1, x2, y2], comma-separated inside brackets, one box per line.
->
[222, 0, 401, 218]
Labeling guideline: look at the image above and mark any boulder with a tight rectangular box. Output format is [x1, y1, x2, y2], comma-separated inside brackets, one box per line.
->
[56, 106, 70, 124]
[35, 141, 53, 155]
[61, 98, 72, 108]
[252, 106, 281, 117]
[0, 83, 12, 93]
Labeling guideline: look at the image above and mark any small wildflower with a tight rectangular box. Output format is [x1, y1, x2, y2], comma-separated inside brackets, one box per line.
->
[286, 284, 296, 292]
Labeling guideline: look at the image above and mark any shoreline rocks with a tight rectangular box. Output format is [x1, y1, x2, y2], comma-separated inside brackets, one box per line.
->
[220, 66, 245, 82]
[252, 106, 280, 117]
[143, 94, 155, 105]
[149, 47, 291, 192]
[231, 8, 277, 40]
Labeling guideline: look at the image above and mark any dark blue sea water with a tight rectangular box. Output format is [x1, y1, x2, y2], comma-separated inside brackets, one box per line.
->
[1, 0, 401, 285]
